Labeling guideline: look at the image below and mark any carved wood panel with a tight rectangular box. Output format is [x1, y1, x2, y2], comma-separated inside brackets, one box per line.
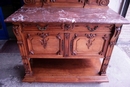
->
[25, 32, 63, 55]
[70, 32, 110, 56]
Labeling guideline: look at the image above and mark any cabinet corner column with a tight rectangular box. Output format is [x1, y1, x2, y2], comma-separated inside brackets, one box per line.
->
[13, 24, 33, 75]
[99, 25, 122, 75]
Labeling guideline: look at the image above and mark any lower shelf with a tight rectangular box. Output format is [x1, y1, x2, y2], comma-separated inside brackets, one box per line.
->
[23, 58, 108, 82]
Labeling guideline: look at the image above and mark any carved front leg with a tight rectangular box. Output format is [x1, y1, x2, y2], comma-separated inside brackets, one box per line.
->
[13, 24, 33, 75]
[99, 25, 121, 75]
[22, 56, 33, 75]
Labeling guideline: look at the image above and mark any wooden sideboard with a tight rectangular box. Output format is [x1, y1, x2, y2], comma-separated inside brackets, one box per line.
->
[5, 0, 129, 82]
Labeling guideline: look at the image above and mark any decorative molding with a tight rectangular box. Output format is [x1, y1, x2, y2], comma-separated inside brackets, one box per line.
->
[85, 33, 96, 49]
[86, 25, 98, 32]
[23, 0, 35, 4]
[98, 0, 109, 6]
[37, 33, 49, 49]
[70, 33, 78, 55]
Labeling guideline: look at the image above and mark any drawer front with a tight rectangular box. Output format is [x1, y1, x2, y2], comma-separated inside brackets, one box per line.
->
[72, 24, 114, 32]
[22, 23, 64, 31]
[21, 23, 113, 32]
[24, 31, 64, 57]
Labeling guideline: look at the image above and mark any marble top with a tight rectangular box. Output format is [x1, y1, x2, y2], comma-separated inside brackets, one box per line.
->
[5, 6, 129, 24]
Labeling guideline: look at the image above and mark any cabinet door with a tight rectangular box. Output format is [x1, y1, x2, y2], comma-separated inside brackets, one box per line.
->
[24, 31, 63, 58]
[70, 32, 111, 58]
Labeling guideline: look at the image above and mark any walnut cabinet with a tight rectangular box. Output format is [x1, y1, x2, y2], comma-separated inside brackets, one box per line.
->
[5, 0, 129, 82]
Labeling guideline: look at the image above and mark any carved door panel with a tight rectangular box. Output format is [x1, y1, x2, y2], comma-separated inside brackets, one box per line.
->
[70, 32, 111, 57]
[24, 31, 63, 57]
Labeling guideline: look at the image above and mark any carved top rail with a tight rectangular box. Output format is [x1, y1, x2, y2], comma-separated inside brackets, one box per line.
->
[23, 0, 110, 8]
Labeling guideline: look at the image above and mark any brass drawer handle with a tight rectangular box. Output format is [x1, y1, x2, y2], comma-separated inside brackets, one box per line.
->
[86, 25, 98, 32]
[37, 25, 48, 31]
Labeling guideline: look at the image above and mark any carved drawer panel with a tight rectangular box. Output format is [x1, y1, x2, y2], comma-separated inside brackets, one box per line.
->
[72, 24, 114, 32]
[22, 23, 64, 31]
[70, 32, 111, 57]
[24, 31, 64, 57]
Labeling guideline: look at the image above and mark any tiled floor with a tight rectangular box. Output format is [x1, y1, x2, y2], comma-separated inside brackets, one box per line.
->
[0, 40, 130, 87]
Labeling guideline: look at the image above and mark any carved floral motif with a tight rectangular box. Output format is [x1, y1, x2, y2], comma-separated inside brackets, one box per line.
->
[37, 33, 49, 49]
[85, 33, 96, 49]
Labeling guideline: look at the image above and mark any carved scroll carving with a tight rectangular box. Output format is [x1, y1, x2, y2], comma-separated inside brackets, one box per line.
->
[98, 0, 109, 6]
[70, 33, 78, 55]
[23, 0, 35, 4]
[85, 33, 96, 49]
[37, 33, 49, 49]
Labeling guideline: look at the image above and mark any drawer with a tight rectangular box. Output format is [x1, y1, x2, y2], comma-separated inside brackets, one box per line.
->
[21, 23, 114, 32]
[21, 23, 64, 31]
[72, 23, 114, 32]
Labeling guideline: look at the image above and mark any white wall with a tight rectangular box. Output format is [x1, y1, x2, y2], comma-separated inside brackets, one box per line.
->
[108, 0, 124, 13]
